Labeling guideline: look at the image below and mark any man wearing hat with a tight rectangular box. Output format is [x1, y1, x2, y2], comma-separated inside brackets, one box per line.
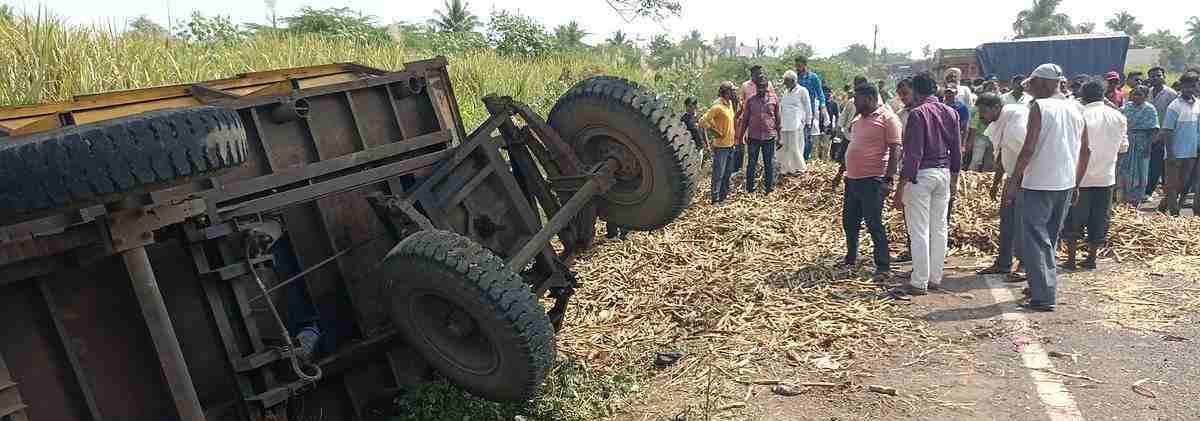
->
[1105, 71, 1125, 108]
[1002, 64, 1087, 312]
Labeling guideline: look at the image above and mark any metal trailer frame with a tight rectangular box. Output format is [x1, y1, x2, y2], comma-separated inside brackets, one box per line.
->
[0, 57, 604, 421]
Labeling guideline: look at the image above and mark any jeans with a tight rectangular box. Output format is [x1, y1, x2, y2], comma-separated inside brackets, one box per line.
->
[711, 146, 735, 203]
[996, 200, 1021, 269]
[843, 177, 891, 272]
[731, 143, 745, 174]
[1147, 141, 1165, 196]
[270, 235, 330, 353]
[745, 138, 777, 193]
[1063, 186, 1113, 247]
[1018, 188, 1072, 307]
[1165, 158, 1199, 215]
[902, 168, 951, 289]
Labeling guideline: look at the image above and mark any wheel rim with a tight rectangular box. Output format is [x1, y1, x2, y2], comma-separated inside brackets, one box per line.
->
[408, 291, 500, 376]
[576, 126, 652, 206]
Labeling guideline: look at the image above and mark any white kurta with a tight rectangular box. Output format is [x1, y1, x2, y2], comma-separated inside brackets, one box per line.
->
[778, 85, 811, 174]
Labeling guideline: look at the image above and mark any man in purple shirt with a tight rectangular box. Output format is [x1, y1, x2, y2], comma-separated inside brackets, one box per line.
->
[736, 76, 782, 195]
[892, 72, 962, 296]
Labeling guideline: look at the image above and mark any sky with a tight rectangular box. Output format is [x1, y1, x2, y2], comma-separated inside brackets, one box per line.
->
[23, 0, 1199, 58]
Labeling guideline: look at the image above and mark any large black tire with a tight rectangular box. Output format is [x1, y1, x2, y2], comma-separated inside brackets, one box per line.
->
[0, 106, 248, 215]
[381, 230, 555, 402]
[548, 77, 700, 231]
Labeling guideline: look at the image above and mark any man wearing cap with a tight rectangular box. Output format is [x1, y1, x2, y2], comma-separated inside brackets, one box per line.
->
[1146, 66, 1180, 204]
[1002, 75, 1033, 106]
[892, 72, 961, 296]
[1003, 64, 1087, 312]
[1105, 71, 1125, 108]
[945, 68, 975, 107]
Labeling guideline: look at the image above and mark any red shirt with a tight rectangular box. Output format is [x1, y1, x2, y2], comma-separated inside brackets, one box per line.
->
[736, 91, 781, 142]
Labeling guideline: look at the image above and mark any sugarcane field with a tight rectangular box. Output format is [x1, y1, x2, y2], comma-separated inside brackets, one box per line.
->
[2, 1, 1200, 420]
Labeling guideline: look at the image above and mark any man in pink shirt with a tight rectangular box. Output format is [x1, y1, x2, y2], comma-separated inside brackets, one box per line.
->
[833, 83, 903, 277]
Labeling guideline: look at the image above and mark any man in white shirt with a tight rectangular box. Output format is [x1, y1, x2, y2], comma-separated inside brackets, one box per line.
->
[1001, 74, 1033, 106]
[975, 94, 1029, 277]
[945, 67, 976, 107]
[777, 70, 812, 175]
[1062, 79, 1129, 270]
[1002, 64, 1087, 312]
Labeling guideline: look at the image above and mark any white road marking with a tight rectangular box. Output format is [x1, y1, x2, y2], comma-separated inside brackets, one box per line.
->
[983, 275, 1086, 421]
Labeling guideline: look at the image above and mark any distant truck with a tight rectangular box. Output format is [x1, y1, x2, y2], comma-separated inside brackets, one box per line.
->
[975, 33, 1132, 80]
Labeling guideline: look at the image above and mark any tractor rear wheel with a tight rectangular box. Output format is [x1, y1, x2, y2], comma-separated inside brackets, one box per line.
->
[0, 106, 248, 217]
[549, 77, 699, 231]
[381, 230, 555, 402]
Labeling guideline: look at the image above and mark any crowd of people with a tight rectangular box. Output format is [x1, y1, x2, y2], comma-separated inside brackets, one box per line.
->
[686, 56, 1200, 312]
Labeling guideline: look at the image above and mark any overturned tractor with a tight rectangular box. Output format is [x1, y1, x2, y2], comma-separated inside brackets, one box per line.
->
[0, 58, 698, 420]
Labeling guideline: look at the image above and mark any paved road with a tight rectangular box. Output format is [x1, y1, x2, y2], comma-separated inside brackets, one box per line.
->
[753, 257, 1199, 421]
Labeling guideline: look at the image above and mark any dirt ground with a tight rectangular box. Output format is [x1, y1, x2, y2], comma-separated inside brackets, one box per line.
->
[608, 254, 1200, 421]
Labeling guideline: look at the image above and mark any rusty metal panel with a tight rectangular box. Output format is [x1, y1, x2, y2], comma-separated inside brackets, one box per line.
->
[42, 259, 177, 421]
[348, 87, 405, 149]
[0, 280, 89, 421]
[306, 94, 364, 158]
[392, 84, 441, 138]
[254, 109, 318, 170]
[150, 241, 243, 414]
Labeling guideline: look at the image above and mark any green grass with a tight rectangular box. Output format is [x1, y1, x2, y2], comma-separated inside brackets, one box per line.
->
[0, 10, 652, 128]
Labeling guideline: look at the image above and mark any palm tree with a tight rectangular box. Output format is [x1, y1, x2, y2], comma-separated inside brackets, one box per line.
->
[1186, 16, 1200, 50]
[1012, 0, 1074, 38]
[427, 0, 479, 32]
[606, 30, 631, 47]
[553, 21, 589, 50]
[1105, 11, 1143, 36]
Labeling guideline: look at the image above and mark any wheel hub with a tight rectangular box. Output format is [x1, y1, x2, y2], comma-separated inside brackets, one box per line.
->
[410, 293, 499, 376]
[577, 126, 653, 205]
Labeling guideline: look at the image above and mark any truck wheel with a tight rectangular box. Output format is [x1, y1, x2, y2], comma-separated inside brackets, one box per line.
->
[381, 230, 555, 402]
[0, 106, 247, 216]
[549, 77, 699, 231]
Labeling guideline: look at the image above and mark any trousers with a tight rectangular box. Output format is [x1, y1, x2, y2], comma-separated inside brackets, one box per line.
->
[746, 138, 777, 193]
[1018, 188, 1072, 307]
[902, 168, 951, 289]
[843, 177, 891, 271]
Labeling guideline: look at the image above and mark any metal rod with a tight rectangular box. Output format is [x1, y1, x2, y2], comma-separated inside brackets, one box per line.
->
[122, 246, 207, 421]
[505, 163, 611, 273]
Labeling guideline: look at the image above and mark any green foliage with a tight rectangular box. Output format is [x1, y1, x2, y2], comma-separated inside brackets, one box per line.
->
[1012, 0, 1073, 38]
[392, 23, 489, 54]
[428, 0, 480, 33]
[552, 21, 588, 51]
[487, 10, 552, 57]
[835, 44, 874, 68]
[0, 5, 15, 24]
[281, 6, 389, 44]
[649, 33, 684, 69]
[173, 12, 247, 44]
[1105, 11, 1143, 37]
[127, 15, 168, 39]
[1138, 29, 1190, 71]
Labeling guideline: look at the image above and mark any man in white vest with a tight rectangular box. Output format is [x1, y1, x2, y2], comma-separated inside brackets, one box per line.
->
[1002, 64, 1088, 312]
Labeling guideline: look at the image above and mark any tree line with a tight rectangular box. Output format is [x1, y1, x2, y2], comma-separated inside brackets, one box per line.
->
[1012, 0, 1200, 70]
